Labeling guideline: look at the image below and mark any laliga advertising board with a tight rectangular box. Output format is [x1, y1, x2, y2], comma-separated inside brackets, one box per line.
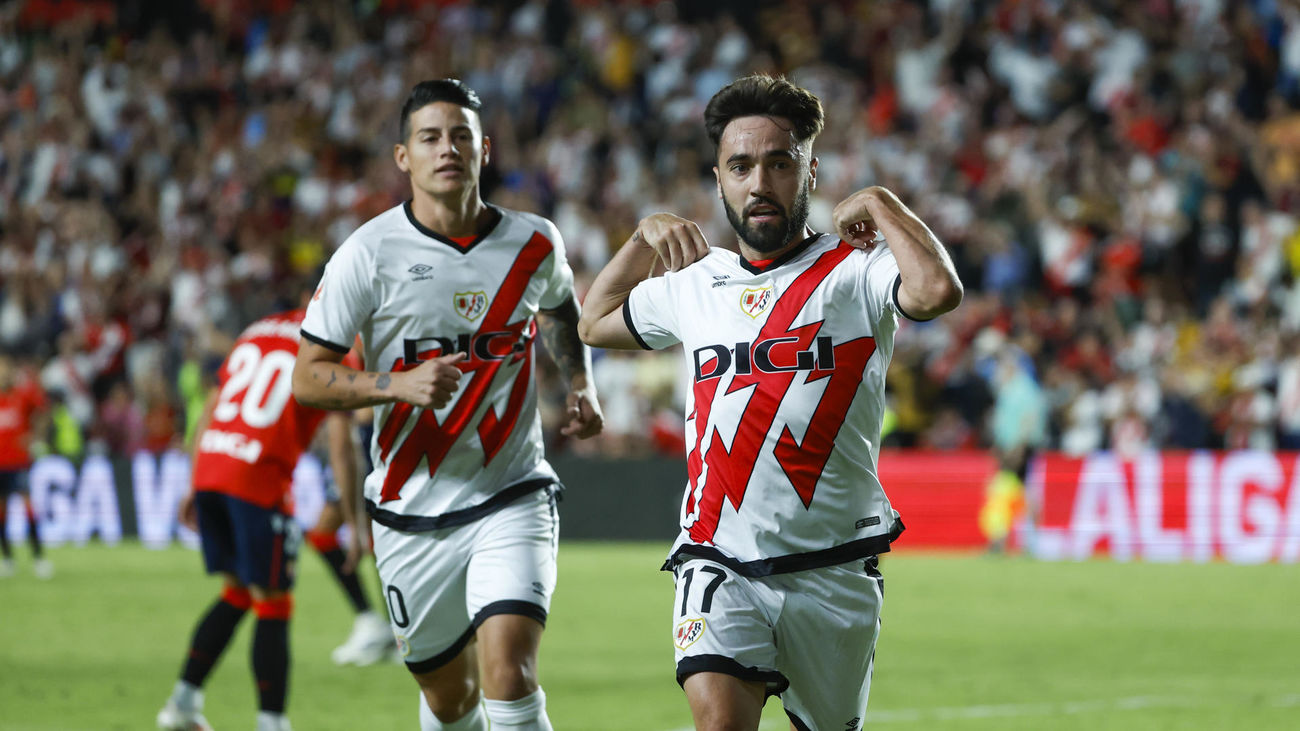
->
[5, 449, 1300, 563]
[1, 450, 334, 549]
[1027, 451, 1300, 563]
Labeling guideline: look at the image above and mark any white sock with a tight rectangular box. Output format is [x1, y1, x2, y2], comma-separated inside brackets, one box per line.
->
[170, 680, 203, 713]
[255, 710, 291, 731]
[419, 693, 487, 731]
[483, 688, 553, 731]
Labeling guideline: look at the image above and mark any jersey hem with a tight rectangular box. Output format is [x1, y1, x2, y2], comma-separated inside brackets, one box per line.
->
[661, 519, 905, 578]
[675, 654, 790, 697]
[299, 328, 350, 353]
[622, 299, 653, 350]
[365, 477, 559, 532]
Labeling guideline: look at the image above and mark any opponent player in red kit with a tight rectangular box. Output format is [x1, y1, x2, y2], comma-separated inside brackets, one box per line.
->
[579, 75, 962, 730]
[157, 309, 361, 731]
[0, 352, 50, 579]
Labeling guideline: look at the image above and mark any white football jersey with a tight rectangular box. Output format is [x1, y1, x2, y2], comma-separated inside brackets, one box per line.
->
[302, 202, 573, 528]
[626, 234, 913, 576]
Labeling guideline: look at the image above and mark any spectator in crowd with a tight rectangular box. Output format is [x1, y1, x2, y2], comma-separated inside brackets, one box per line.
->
[1, 0, 1299, 464]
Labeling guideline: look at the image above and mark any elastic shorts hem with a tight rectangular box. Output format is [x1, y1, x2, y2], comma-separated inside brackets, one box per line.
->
[405, 624, 476, 675]
[675, 654, 789, 697]
[786, 709, 813, 731]
[472, 599, 547, 629]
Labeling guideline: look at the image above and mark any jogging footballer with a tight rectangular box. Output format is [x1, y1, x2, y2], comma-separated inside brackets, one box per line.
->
[578, 74, 963, 731]
[292, 79, 602, 731]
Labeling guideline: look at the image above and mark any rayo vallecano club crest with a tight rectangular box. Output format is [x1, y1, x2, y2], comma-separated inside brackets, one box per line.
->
[674, 617, 706, 650]
[740, 285, 773, 318]
[454, 291, 487, 321]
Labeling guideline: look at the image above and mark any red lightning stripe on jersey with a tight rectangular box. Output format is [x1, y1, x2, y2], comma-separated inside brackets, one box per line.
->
[375, 232, 553, 502]
[688, 243, 870, 544]
[772, 336, 875, 507]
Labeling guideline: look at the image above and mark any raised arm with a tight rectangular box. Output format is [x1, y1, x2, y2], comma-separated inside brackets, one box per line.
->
[536, 296, 604, 439]
[832, 186, 963, 320]
[292, 341, 465, 411]
[577, 213, 710, 349]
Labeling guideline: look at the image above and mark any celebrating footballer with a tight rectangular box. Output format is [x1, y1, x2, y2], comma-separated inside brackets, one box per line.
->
[579, 74, 963, 731]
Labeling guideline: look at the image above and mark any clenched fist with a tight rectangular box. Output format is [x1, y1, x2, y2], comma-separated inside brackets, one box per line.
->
[832, 186, 890, 251]
[391, 352, 466, 409]
[635, 213, 711, 272]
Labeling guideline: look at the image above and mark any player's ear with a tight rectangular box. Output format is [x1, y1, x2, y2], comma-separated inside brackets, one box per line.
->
[809, 156, 818, 190]
[714, 166, 722, 199]
[481, 135, 491, 167]
[394, 143, 410, 174]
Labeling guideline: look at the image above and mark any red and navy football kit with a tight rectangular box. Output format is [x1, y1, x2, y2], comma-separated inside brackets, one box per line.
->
[193, 309, 358, 590]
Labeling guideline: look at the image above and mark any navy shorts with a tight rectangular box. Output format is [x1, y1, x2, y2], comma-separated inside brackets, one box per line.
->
[0, 470, 27, 498]
[195, 491, 301, 591]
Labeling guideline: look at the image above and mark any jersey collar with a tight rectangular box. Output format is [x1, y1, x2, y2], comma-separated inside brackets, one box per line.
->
[402, 200, 503, 253]
[738, 232, 822, 275]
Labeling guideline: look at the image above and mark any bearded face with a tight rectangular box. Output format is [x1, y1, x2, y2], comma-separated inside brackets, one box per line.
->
[722, 175, 812, 254]
[714, 115, 817, 258]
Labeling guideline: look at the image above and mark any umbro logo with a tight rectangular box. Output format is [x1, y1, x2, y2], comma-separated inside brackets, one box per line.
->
[408, 263, 433, 275]
[711, 275, 730, 288]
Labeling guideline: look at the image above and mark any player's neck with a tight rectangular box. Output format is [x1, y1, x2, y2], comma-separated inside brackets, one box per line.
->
[738, 225, 815, 265]
[409, 187, 488, 238]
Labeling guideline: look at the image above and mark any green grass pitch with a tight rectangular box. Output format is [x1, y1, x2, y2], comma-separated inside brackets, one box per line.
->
[1, 542, 1297, 730]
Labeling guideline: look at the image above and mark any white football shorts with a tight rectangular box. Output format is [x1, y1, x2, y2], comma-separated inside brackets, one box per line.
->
[671, 556, 884, 730]
[372, 487, 559, 672]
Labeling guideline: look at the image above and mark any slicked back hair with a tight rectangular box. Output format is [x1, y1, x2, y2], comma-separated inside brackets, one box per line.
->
[399, 79, 483, 142]
[704, 75, 824, 155]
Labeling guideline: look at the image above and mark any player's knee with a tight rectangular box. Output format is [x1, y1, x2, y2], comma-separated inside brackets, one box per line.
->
[251, 593, 294, 620]
[480, 659, 538, 700]
[417, 676, 480, 720]
[693, 718, 757, 731]
[220, 583, 253, 610]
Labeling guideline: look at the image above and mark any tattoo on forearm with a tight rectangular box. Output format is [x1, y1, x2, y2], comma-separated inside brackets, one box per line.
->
[537, 299, 588, 382]
[347, 372, 356, 383]
[376, 373, 391, 390]
[327, 370, 336, 388]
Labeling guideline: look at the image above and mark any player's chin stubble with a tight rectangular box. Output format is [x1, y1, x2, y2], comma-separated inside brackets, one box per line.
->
[724, 184, 812, 255]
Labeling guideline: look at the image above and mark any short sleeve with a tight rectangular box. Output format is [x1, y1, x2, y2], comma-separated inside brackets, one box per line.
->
[537, 220, 576, 310]
[302, 238, 375, 353]
[624, 273, 681, 350]
[858, 244, 905, 326]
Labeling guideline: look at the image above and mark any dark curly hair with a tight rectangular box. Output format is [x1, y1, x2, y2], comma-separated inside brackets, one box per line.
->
[704, 74, 824, 154]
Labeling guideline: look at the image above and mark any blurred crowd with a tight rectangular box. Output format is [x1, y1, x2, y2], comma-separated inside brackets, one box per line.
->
[2, 0, 1299, 463]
